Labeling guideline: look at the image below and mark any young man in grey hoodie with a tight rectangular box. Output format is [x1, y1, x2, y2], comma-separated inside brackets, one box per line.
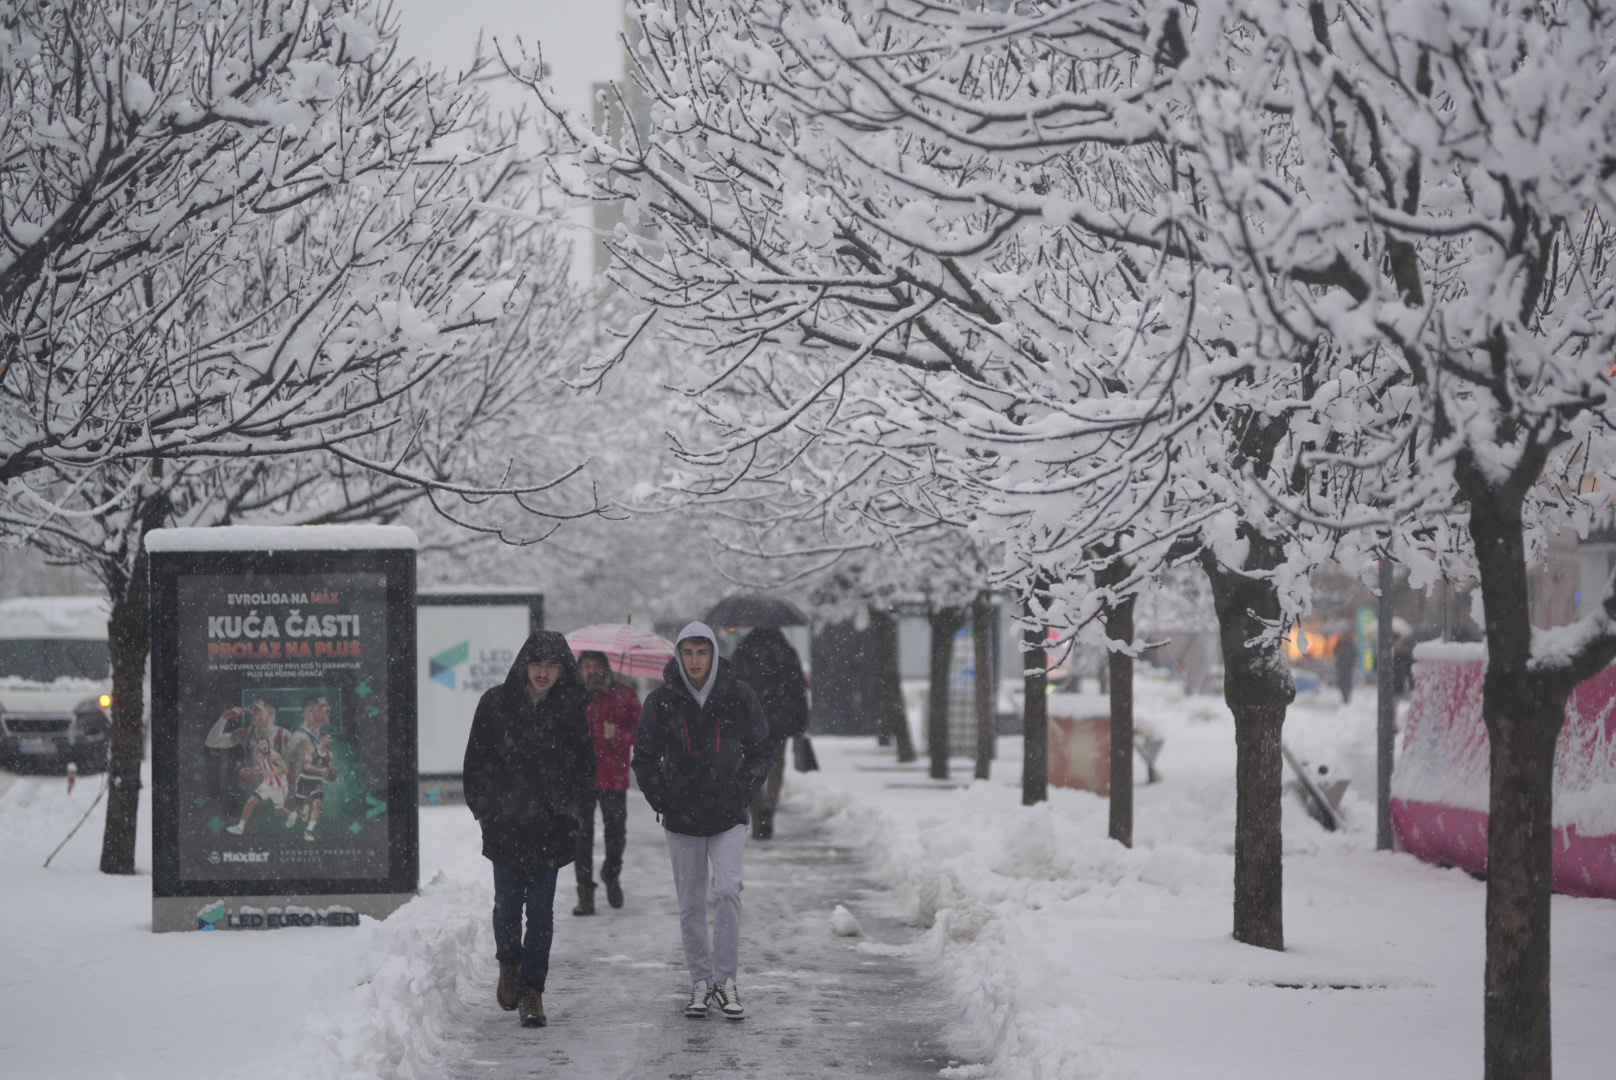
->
[632, 622, 770, 1020]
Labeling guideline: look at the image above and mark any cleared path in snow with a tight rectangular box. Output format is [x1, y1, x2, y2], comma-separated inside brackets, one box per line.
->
[432, 786, 966, 1080]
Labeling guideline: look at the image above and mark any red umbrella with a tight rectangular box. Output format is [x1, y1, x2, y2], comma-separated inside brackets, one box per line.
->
[564, 623, 676, 679]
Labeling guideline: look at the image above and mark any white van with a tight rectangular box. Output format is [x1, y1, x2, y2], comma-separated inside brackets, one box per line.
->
[0, 596, 113, 773]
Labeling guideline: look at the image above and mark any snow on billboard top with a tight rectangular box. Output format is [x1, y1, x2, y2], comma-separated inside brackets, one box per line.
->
[145, 525, 418, 553]
[1410, 640, 1487, 662]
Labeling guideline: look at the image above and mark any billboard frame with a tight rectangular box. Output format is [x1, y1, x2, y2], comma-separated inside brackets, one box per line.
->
[148, 531, 418, 931]
[414, 591, 542, 807]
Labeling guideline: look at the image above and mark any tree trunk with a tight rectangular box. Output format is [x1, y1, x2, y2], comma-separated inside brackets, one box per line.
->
[868, 606, 915, 762]
[1022, 595, 1048, 806]
[99, 499, 166, 874]
[1376, 557, 1397, 851]
[1202, 538, 1294, 951]
[1097, 554, 1135, 847]
[972, 593, 994, 781]
[1466, 477, 1565, 1080]
[1106, 594, 1135, 848]
[1229, 700, 1286, 948]
[1483, 702, 1560, 1080]
[927, 605, 965, 780]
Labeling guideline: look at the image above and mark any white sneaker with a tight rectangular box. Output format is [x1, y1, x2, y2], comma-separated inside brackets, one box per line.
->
[684, 980, 709, 1019]
[285, 808, 300, 828]
[225, 821, 245, 835]
[708, 978, 744, 1020]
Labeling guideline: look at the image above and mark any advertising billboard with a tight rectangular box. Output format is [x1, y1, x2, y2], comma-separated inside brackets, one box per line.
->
[416, 591, 543, 788]
[148, 526, 418, 932]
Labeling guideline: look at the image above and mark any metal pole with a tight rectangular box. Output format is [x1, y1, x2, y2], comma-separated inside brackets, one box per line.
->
[1377, 556, 1397, 851]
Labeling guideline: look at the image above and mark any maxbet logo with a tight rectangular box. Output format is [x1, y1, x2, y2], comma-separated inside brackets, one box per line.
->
[209, 849, 271, 864]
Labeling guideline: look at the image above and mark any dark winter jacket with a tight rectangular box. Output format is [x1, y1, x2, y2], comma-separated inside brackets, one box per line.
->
[633, 654, 771, 837]
[729, 628, 810, 740]
[463, 631, 595, 872]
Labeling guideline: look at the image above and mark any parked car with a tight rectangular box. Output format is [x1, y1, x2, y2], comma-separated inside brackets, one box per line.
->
[0, 596, 113, 773]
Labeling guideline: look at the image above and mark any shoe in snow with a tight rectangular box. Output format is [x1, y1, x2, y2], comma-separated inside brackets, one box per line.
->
[684, 981, 709, 1019]
[518, 989, 546, 1028]
[497, 963, 520, 1011]
[604, 879, 624, 909]
[572, 884, 595, 916]
[708, 978, 744, 1020]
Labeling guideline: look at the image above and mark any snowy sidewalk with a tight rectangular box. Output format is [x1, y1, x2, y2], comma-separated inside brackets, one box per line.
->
[431, 788, 966, 1079]
[6, 680, 1613, 1080]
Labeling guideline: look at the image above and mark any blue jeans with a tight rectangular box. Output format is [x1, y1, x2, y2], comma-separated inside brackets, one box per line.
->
[491, 864, 560, 993]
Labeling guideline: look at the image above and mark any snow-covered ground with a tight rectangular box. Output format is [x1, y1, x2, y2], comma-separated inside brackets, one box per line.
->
[3, 668, 1613, 1079]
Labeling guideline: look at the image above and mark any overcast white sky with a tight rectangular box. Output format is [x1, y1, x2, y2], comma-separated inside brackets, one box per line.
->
[392, 1, 628, 279]
[392, 0, 626, 123]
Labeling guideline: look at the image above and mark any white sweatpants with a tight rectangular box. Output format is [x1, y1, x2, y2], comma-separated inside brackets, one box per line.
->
[664, 824, 748, 985]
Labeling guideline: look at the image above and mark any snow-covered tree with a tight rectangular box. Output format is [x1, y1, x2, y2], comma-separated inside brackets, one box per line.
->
[803, 0, 1616, 1070]
[1144, 4, 1616, 1074]
[1, 61, 596, 874]
[0, 0, 552, 495]
[528, 0, 1401, 955]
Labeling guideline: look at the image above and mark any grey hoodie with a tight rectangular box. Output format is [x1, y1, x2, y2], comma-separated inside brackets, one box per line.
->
[674, 620, 720, 708]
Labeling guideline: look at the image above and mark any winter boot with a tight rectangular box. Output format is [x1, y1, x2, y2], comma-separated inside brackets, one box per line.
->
[572, 884, 596, 916]
[496, 963, 520, 1011]
[604, 877, 624, 909]
[518, 988, 546, 1028]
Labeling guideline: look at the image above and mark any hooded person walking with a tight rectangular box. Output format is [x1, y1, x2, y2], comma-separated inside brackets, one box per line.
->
[633, 622, 770, 1021]
[463, 630, 595, 1030]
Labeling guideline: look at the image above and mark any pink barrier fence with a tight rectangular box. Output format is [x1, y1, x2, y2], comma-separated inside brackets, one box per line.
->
[1390, 643, 1616, 898]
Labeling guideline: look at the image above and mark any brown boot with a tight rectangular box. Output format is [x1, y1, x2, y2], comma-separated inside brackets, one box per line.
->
[496, 963, 520, 1011]
[518, 988, 546, 1028]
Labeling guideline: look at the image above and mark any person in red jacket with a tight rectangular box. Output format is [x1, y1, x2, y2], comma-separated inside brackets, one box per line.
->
[573, 650, 642, 915]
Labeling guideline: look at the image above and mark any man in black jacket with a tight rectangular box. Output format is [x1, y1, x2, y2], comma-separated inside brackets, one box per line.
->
[463, 630, 595, 1030]
[633, 621, 770, 1021]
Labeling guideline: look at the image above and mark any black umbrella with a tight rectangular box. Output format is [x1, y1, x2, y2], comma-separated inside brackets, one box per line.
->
[704, 594, 809, 628]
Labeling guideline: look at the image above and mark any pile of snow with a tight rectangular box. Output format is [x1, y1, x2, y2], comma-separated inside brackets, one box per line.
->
[781, 670, 1614, 1079]
[828, 903, 862, 937]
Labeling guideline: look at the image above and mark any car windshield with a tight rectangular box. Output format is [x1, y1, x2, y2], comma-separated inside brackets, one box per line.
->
[0, 639, 109, 683]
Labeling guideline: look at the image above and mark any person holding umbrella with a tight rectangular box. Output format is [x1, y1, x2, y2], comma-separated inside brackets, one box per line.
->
[463, 630, 595, 1030]
[571, 649, 642, 915]
[729, 628, 809, 840]
[634, 622, 771, 1020]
